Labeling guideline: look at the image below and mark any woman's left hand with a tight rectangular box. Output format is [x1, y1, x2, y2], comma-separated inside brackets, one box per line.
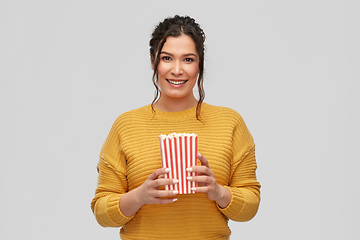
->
[187, 153, 231, 208]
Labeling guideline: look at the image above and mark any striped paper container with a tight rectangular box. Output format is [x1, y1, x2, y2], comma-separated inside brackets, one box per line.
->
[159, 133, 198, 194]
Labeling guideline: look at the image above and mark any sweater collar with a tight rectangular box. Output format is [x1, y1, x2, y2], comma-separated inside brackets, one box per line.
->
[149, 103, 200, 120]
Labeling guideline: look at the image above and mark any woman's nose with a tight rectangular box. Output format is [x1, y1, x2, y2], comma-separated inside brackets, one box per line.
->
[171, 61, 183, 75]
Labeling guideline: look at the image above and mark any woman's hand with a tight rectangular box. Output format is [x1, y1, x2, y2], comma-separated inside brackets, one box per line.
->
[187, 153, 231, 208]
[119, 167, 178, 217]
[137, 167, 179, 205]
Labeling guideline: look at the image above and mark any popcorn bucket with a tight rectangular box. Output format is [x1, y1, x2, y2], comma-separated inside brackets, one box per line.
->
[159, 133, 198, 194]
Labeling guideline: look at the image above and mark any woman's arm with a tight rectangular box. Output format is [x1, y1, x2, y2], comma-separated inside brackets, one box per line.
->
[92, 158, 179, 225]
[219, 144, 261, 221]
[188, 147, 260, 221]
[119, 167, 179, 217]
[187, 153, 232, 208]
[91, 154, 132, 227]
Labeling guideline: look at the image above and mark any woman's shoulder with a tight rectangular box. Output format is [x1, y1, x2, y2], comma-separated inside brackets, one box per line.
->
[121, 105, 150, 116]
[202, 103, 253, 141]
[113, 105, 151, 124]
[202, 103, 244, 121]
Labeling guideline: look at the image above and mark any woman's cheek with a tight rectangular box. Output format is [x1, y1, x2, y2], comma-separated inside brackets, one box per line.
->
[185, 65, 199, 78]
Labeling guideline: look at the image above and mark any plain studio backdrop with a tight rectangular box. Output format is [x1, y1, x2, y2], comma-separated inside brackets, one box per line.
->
[0, 0, 359, 239]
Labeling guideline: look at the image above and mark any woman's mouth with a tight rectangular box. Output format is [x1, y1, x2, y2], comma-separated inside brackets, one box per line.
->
[166, 79, 188, 85]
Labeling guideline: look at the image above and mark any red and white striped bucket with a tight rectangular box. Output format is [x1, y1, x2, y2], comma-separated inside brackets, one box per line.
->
[159, 133, 198, 194]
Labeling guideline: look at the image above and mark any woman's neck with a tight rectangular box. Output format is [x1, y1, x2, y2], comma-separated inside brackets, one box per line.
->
[154, 95, 198, 112]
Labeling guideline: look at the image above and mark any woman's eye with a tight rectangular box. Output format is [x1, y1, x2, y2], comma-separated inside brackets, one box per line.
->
[184, 58, 194, 62]
[162, 56, 171, 61]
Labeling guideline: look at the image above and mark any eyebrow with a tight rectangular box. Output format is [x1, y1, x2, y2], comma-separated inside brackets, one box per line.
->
[160, 51, 198, 58]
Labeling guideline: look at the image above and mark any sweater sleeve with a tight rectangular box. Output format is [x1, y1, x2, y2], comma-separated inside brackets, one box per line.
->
[90, 118, 134, 227]
[217, 113, 261, 222]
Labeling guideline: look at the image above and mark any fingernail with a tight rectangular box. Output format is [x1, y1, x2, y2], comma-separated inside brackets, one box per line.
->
[173, 179, 179, 184]
[186, 167, 192, 172]
[165, 168, 171, 173]
[191, 187, 196, 191]
[187, 176, 192, 180]
[173, 190, 179, 194]
[197, 153, 202, 158]
[173, 198, 178, 202]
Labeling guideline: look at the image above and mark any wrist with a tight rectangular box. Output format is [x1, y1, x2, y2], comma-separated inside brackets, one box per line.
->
[134, 184, 145, 206]
[119, 185, 145, 217]
[214, 184, 224, 202]
[215, 185, 231, 209]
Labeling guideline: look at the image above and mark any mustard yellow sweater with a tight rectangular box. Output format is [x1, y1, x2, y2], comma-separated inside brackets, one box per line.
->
[91, 103, 261, 240]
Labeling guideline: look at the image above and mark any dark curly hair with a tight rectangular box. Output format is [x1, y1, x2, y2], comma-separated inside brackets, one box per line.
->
[149, 15, 205, 120]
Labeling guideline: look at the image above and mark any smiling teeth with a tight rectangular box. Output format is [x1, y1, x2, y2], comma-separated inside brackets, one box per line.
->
[167, 79, 187, 85]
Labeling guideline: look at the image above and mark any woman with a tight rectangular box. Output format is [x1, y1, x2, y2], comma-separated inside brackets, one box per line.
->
[91, 15, 261, 240]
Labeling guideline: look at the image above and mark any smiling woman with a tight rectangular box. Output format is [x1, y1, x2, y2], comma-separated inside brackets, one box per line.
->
[91, 15, 261, 240]
[155, 35, 199, 112]
[149, 15, 206, 120]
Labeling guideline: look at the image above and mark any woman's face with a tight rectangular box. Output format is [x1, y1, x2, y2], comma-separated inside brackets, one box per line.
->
[156, 34, 199, 103]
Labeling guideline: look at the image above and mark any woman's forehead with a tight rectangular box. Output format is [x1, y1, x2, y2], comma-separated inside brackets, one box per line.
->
[161, 35, 197, 56]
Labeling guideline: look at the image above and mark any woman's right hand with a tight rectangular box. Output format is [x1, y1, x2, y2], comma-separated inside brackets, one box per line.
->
[137, 167, 179, 205]
[120, 167, 178, 217]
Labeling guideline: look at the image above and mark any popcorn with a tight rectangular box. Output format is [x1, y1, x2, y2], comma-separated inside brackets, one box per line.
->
[159, 133, 198, 194]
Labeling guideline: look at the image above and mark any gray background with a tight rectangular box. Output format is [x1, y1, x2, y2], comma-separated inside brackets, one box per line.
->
[1, 0, 359, 239]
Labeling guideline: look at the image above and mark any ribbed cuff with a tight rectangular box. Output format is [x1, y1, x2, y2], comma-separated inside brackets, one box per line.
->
[217, 186, 245, 219]
[107, 194, 134, 226]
